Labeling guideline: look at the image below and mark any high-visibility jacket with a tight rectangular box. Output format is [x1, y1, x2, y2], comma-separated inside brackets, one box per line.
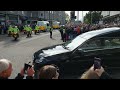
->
[8, 26, 13, 32]
[26, 26, 32, 32]
[13, 27, 19, 33]
[35, 26, 39, 31]
[63, 29, 66, 34]
[23, 26, 27, 31]
[50, 27, 53, 32]
[47, 26, 51, 31]
[47, 26, 53, 32]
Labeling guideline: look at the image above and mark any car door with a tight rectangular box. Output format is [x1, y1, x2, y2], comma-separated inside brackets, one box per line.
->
[59, 38, 105, 78]
[94, 30, 120, 78]
[99, 37, 120, 78]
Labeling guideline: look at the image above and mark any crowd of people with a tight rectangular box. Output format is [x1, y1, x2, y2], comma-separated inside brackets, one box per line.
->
[1, 22, 120, 42]
[0, 24, 8, 35]
[59, 22, 120, 42]
[0, 59, 112, 79]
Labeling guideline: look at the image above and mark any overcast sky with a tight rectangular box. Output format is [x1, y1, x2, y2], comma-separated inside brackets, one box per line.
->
[65, 11, 89, 21]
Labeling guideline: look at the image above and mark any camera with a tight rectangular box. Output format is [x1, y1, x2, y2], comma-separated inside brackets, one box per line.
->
[94, 57, 101, 70]
[24, 62, 32, 73]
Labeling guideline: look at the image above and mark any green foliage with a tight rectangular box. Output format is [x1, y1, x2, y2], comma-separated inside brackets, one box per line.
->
[84, 11, 103, 24]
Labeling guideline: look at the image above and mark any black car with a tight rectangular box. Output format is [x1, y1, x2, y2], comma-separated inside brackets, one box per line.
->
[33, 27, 120, 79]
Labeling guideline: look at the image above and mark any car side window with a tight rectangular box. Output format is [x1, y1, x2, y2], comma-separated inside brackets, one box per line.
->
[80, 38, 102, 50]
[104, 37, 120, 48]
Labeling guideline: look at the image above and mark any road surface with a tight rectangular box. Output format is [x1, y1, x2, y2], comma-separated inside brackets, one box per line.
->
[0, 30, 63, 79]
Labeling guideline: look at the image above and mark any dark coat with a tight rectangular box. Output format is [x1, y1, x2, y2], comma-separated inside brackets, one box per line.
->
[0, 73, 33, 79]
[99, 72, 112, 79]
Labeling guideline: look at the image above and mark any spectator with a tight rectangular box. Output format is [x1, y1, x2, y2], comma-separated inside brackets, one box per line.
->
[0, 59, 60, 79]
[80, 66, 99, 79]
[72, 26, 76, 39]
[0, 59, 13, 79]
[62, 27, 67, 42]
[16, 64, 60, 79]
[69, 27, 74, 40]
[76, 26, 81, 36]
[47, 24, 53, 39]
[80, 65, 112, 79]
[65, 27, 69, 41]
[3, 25, 8, 34]
[0, 59, 35, 79]
[15, 66, 35, 79]
[59, 26, 64, 40]
[39, 65, 59, 79]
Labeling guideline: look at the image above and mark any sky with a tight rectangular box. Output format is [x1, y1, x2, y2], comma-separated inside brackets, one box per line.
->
[65, 11, 89, 21]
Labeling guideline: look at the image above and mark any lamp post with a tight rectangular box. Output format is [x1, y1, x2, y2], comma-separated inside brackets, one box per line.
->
[77, 11, 79, 21]
[90, 11, 92, 24]
[49, 11, 50, 21]
[82, 11, 83, 23]
[5, 11, 8, 26]
[44, 11, 45, 20]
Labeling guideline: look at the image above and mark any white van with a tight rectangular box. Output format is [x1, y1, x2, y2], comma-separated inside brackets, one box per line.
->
[37, 21, 49, 31]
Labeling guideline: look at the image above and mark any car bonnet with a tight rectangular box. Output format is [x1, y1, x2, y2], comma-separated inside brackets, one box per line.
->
[39, 45, 70, 57]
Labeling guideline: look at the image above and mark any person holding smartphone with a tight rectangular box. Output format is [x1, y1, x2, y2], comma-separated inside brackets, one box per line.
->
[80, 57, 112, 79]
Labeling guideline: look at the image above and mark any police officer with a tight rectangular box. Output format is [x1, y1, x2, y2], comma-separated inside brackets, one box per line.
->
[23, 25, 27, 34]
[8, 25, 13, 37]
[12, 26, 19, 37]
[50, 27, 53, 38]
[63, 27, 66, 42]
[34, 25, 40, 34]
[59, 25, 64, 40]
[26, 25, 32, 37]
[47, 24, 53, 38]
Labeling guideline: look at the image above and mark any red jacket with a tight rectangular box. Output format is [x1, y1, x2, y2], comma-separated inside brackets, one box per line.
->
[77, 26, 80, 34]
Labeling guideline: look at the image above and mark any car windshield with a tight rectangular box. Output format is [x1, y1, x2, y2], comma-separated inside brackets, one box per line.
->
[62, 36, 86, 51]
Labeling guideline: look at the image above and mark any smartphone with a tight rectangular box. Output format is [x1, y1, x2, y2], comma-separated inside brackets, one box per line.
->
[24, 62, 32, 73]
[94, 57, 101, 70]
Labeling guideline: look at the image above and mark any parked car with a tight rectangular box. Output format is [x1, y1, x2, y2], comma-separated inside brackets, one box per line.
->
[33, 27, 120, 79]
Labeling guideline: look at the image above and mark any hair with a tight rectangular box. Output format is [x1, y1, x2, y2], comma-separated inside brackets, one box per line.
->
[0, 59, 12, 74]
[39, 65, 59, 79]
[80, 69, 99, 79]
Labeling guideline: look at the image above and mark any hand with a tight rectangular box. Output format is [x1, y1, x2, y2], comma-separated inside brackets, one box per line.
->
[94, 66, 105, 77]
[27, 67, 35, 77]
[20, 68, 24, 76]
[89, 65, 105, 77]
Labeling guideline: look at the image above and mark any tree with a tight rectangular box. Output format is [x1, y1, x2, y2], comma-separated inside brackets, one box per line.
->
[84, 11, 103, 24]
[65, 13, 70, 23]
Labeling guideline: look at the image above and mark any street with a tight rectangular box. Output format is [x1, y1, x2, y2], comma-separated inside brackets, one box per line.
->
[0, 30, 63, 79]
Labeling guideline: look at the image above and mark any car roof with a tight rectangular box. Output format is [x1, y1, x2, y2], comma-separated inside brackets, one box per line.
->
[79, 27, 120, 40]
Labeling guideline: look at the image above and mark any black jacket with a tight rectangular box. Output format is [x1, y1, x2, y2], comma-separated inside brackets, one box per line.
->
[99, 72, 112, 79]
[15, 73, 33, 79]
[0, 73, 33, 79]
